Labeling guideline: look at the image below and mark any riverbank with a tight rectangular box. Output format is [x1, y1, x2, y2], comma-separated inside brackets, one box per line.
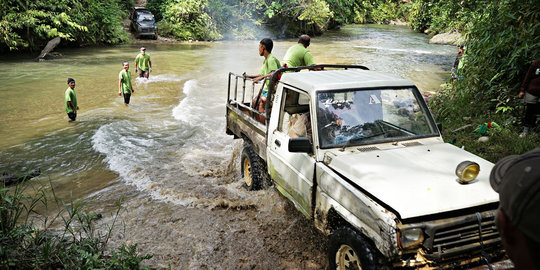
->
[426, 0, 540, 162]
[0, 181, 152, 268]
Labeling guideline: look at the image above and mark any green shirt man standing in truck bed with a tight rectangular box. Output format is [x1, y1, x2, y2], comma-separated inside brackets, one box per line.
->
[282, 35, 315, 68]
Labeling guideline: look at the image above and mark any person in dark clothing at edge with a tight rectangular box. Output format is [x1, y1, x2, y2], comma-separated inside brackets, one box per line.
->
[490, 148, 540, 270]
[451, 45, 465, 80]
[518, 60, 540, 137]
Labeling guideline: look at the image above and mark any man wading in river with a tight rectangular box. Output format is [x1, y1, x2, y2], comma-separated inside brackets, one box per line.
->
[118, 61, 135, 106]
[65, 78, 78, 122]
[134, 47, 152, 79]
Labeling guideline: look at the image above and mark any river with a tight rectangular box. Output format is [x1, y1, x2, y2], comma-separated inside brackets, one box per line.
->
[0, 25, 456, 269]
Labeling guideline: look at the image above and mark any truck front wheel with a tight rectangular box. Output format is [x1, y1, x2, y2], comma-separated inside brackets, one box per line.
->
[328, 227, 380, 270]
[240, 145, 265, 190]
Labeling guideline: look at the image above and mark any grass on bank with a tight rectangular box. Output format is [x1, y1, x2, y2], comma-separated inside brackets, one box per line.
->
[0, 178, 151, 269]
[430, 84, 540, 163]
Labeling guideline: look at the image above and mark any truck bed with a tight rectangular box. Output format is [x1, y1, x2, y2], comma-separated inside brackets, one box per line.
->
[226, 102, 267, 161]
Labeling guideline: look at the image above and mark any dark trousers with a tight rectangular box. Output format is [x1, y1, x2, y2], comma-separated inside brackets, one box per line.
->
[524, 103, 540, 128]
[138, 69, 149, 78]
[67, 112, 76, 121]
[123, 93, 131, 104]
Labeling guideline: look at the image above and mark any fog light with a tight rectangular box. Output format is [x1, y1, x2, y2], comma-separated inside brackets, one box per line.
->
[456, 161, 480, 184]
[399, 228, 424, 249]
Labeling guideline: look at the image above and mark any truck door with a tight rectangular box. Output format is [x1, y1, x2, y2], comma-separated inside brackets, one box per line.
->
[267, 88, 315, 218]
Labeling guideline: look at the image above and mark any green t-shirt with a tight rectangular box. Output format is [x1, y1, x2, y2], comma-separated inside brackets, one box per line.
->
[65, 87, 77, 114]
[135, 53, 151, 71]
[259, 53, 281, 93]
[260, 53, 281, 76]
[119, 69, 132, 94]
[282, 44, 315, 67]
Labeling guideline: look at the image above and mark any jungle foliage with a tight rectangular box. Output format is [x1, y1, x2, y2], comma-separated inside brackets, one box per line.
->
[0, 179, 151, 269]
[0, 0, 133, 52]
[428, 0, 540, 160]
[408, 0, 484, 34]
[146, 0, 409, 40]
[1, 0, 409, 48]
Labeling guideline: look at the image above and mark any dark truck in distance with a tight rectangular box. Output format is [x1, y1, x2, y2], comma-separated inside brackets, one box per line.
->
[129, 7, 157, 39]
[225, 65, 507, 269]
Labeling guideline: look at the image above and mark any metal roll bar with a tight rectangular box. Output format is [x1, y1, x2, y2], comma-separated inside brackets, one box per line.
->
[227, 64, 369, 125]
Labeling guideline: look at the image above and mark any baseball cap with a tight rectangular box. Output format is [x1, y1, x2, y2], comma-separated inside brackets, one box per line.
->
[490, 148, 540, 244]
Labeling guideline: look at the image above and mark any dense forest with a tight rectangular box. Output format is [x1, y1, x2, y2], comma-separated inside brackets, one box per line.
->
[0, 0, 483, 51]
[0, 0, 133, 52]
[1, 0, 539, 158]
[424, 0, 540, 160]
[145, 0, 411, 40]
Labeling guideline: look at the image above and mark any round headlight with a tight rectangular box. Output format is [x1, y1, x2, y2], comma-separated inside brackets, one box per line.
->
[399, 228, 424, 249]
[455, 161, 480, 184]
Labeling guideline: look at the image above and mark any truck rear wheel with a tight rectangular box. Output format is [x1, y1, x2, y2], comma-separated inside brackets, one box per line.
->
[328, 227, 380, 270]
[241, 145, 266, 190]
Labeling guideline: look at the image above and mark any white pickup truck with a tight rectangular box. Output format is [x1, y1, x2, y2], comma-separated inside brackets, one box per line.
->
[225, 65, 505, 269]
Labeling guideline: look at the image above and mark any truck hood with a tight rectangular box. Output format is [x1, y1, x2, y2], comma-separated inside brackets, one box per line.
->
[325, 143, 499, 219]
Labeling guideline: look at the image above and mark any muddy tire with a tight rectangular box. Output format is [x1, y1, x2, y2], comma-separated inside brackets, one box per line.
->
[240, 145, 267, 191]
[328, 227, 382, 270]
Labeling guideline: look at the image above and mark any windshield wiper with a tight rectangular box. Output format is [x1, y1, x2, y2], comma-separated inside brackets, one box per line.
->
[339, 135, 366, 151]
[376, 119, 416, 136]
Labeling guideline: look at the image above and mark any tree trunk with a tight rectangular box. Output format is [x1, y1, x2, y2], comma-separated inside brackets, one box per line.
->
[35, 37, 61, 61]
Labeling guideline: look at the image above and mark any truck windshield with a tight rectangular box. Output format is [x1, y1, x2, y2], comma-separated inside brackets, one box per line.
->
[316, 88, 438, 149]
[138, 15, 154, 22]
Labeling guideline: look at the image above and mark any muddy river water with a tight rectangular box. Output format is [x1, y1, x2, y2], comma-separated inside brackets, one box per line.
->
[0, 25, 456, 269]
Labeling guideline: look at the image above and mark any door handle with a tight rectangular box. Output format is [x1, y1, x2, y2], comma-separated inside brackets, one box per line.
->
[275, 139, 281, 147]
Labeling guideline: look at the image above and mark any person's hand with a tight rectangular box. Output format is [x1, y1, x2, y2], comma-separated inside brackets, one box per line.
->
[135, 68, 138, 73]
[118, 91, 122, 96]
[149, 68, 152, 73]
[519, 91, 525, 99]
[132, 89, 135, 93]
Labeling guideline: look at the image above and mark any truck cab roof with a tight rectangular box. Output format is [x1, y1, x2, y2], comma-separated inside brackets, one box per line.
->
[279, 69, 416, 95]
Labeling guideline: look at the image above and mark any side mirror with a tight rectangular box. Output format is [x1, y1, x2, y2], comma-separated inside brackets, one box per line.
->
[289, 137, 313, 154]
[436, 122, 443, 133]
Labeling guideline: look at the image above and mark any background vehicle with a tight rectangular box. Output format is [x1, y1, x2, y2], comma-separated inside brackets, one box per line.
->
[225, 65, 507, 269]
[130, 7, 157, 39]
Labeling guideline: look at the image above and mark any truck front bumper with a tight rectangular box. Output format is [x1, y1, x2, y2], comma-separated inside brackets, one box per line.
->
[395, 209, 506, 269]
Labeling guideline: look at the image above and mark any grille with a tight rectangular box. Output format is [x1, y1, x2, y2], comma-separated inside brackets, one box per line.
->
[422, 211, 502, 261]
[356, 146, 379, 152]
[141, 28, 154, 33]
[402, 141, 422, 147]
